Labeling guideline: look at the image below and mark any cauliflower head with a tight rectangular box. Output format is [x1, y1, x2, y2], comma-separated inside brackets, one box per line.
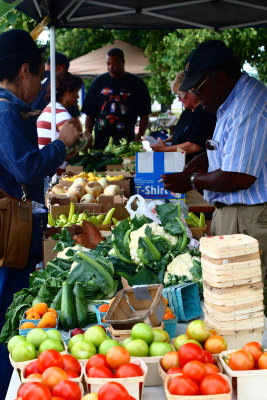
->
[163, 253, 201, 284]
[129, 222, 178, 264]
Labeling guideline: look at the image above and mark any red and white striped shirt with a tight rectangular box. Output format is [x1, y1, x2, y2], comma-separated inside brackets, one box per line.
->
[37, 102, 70, 174]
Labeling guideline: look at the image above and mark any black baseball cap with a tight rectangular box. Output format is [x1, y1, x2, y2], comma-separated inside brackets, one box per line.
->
[47, 52, 70, 70]
[0, 29, 45, 63]
[179, 40, 235, 91]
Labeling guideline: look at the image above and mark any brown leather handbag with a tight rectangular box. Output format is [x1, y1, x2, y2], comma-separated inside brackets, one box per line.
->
[0, 186, 32, 269]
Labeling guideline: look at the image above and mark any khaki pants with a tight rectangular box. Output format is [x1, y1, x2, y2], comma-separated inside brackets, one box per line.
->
[211, 203, 267, 309]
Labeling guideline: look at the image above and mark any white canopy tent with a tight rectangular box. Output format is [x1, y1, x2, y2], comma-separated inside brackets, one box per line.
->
[69, 39, 150, 77]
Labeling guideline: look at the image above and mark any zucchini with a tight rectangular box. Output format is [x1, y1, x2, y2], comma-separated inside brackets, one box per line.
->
[73, 282, 88, 328]
[60, 283, 77, 330]
[50, 288, 63, 310]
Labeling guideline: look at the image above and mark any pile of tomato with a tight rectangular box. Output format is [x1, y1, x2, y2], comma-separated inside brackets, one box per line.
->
[224, 341, 267, 370]
[16, 349, 82, 400]
[165, 342, 231, 396]
[85, 346, 144, 379]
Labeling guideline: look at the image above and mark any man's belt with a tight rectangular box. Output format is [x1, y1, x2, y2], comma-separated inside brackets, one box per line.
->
[215, 202, 267, 209]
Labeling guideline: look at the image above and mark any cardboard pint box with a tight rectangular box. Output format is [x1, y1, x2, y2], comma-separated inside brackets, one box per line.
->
[134, 151, 185, 199]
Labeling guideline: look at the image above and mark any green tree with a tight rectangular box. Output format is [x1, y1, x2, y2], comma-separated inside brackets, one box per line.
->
[0, 9, 266, 104]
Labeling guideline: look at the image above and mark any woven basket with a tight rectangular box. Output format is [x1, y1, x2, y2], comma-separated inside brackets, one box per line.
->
[189, 225, 206, 239]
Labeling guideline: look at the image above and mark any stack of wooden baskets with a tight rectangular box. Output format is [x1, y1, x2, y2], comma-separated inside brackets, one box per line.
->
[199, 234, 265, 349]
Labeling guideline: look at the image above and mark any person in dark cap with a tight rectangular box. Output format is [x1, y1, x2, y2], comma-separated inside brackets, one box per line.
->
[0, 29, 80, 399]
[162, 40, 267, 292]
[82, 47, 151, 149]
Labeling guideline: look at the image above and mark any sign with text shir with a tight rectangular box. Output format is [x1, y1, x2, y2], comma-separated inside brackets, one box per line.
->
[134, 152, 185, 199]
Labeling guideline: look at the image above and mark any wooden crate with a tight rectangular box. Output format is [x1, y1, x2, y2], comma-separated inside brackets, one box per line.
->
[105, 283, 166, 329]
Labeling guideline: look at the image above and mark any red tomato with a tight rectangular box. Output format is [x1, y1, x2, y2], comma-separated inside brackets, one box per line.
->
[115, 363, 144, 378]
[167, 366, 183, 375]
[22, 382, 51, 400]
[242, 342, 263, 364]
[41, 367, 68, 390]
[257, 352, 267, 369]
[24, 360, 40, 377]
[51, 398, 65, 400]
[204, 363, 220, 374]
[52, 381, 81, 400]
[87, 366, 114, 378]
[203, 350, 215, 364]
[65, 370, 79, 379]
[61, 355, 81, 376]
[200, 374, 230, 395]
[85, 354, 109, 373]
[178, 343, 204, 367]
[161, 351, 180, 372]
[98, 382, 130, 400]
[106, 346, 130, 370]
[168, 375, 199, 396]
[182, 361, 207, 384]
[18, 383, 35, 398]
[228, 350, 254, 370]
[38, 350, 63, 373]
[25, 373, 42, 380]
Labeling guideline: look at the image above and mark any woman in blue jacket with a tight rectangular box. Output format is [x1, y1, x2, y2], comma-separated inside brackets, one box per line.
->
[0, 29, 80, 400]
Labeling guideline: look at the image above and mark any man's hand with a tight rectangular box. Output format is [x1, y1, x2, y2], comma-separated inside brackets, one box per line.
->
[135, 134, 143, 142]
[150, 138, 167, 152]
[183, 151, 208, 174]
[162, 172, 192, 193]
[58, 117, 80, 147]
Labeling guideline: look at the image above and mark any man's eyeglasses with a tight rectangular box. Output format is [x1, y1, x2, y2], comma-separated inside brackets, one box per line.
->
[189, 76, 210, 97]
[176, 91, 187, 100]
[206, 139, 219, 150]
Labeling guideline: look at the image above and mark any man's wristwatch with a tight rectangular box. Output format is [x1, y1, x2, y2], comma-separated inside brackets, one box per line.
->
[190, 173, 199, 191]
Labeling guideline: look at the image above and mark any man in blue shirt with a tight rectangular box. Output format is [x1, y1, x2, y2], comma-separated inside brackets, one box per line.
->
[162, 40, 267, 284]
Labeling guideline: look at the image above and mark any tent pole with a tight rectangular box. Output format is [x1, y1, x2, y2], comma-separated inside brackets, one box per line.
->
[50, 25, 57, 184]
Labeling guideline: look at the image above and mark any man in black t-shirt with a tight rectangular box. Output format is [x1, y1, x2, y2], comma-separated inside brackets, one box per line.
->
[82, 47, 151, 149]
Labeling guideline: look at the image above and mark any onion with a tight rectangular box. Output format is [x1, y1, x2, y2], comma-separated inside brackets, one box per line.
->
[97, 177, 109, 190]
[85, 181, 103, 197]
[80, 194, 97, 203]
[103, 184, 120, 196]
[66, 193, 78, 203]
[68, 184, 85, 199]
[73, 177, 87, 188]
[51, 184, 67, 195]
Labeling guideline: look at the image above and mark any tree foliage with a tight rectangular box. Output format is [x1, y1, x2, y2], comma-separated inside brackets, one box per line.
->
[0, 9, 266, 104]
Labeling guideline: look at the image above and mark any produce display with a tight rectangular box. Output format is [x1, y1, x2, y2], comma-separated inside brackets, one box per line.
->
[68, 137, 143, 172]
[222, 341, 267, 370]
[173, 320, 227, 354]
[51, 175, 122, 204]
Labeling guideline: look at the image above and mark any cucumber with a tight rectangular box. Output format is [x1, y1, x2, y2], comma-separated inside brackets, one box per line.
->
[73, 282, 88, 328]
[60, 283, 77, 331]
[50, 288, 63, 310]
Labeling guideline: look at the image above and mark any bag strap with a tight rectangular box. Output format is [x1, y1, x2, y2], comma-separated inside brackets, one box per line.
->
[0, 98, 41, 120]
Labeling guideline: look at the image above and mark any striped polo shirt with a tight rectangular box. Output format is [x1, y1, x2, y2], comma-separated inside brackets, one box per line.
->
[204, 72, 267, 205]
[37, 102, 70, 174]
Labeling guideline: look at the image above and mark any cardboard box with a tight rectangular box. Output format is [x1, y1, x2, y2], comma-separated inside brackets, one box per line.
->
[43, 225, 82, 267]
[134, 152, 185, 199]
[48, 194, 128, 216]
[59, 171, 133, 198]
[65, 165, 83, 174]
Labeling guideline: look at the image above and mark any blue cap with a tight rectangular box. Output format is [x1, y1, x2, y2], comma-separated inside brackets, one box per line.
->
[48, 52, 70, 70]
[180, 40, 235, 91]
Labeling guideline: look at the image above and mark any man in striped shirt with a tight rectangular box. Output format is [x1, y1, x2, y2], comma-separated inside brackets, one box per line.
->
[162, 40, 267, 282]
